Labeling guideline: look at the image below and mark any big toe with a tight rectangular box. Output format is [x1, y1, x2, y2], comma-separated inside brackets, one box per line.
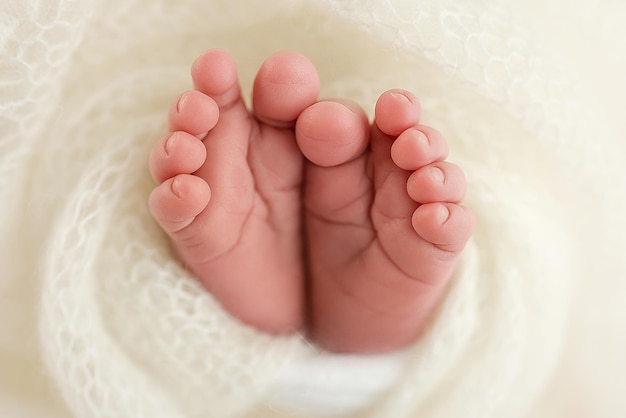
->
[252, 51, 321, 127]
[295, 100, 370, 167]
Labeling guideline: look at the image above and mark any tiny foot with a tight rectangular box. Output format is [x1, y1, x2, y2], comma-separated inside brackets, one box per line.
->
[302, 89, 475, 353]
[149, 49, 320, 333]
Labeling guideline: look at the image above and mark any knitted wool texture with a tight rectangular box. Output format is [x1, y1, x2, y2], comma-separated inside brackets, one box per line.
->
[1, 0, 625, 417]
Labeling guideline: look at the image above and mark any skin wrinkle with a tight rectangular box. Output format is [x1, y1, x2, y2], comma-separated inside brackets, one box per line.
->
[332, 268, 409, 320]
[191, 208, 254, 268]
[371, 221, 455, 286]
[369, 221, 420, 282]
[307, 213, 375, 264]
[168, 216, 196, 233]
[366, 238, 417, 286]
[249, 125, 303, 240]
[332, 244, 437, 322]
[373, 170, 413, 222]
[305, 184, 372, 223]
[213, 96, 241, 113]
[255, 123, 302, 192]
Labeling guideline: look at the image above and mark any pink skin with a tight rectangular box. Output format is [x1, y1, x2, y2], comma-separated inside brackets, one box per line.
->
[149, 49, 474, 353]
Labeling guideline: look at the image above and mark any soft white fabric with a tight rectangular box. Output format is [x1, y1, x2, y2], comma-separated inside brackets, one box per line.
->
[267, 350, 409, 416]
[1, 0, 625, 417]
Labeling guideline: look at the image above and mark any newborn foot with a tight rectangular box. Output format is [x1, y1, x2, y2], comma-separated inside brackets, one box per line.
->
[149, 49, 320, 333]
[300, 90, 475, 353]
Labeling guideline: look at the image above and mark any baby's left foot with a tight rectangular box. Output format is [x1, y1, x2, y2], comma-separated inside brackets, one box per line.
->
[301, 90, 475, 353]
[148, 50, 320, 333]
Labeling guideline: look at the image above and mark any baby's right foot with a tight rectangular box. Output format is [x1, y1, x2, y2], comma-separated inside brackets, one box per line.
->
[299, 91, 475, 353]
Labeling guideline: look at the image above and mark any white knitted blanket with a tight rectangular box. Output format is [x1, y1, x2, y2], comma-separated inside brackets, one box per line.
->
[2, 0, 625, 417]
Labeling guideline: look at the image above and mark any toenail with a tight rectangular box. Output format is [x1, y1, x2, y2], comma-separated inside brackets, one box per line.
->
[414, 129, 430, 147]
[390, 91, 412, 104]
[176, 94, 188, 114]
[437, 204, 451, 224]
[164, 132, 178, 155]
[431, 166, 446, 184]
[170, 177, 182, 198]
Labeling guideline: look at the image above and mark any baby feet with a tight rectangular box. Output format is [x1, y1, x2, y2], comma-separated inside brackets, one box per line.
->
[149, 49, 474, 353]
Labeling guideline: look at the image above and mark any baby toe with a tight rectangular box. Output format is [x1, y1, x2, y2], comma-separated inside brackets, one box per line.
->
[148, 174, 211, 234]
[149, 131, 207, 184]
[391, 125, 449, 170]
[374, 89, 422, 137]
[406, 161, 466, 204]
[168, 90, 219, 137]
[412, 203, 475, 253]
[191, 48, 241, 108]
